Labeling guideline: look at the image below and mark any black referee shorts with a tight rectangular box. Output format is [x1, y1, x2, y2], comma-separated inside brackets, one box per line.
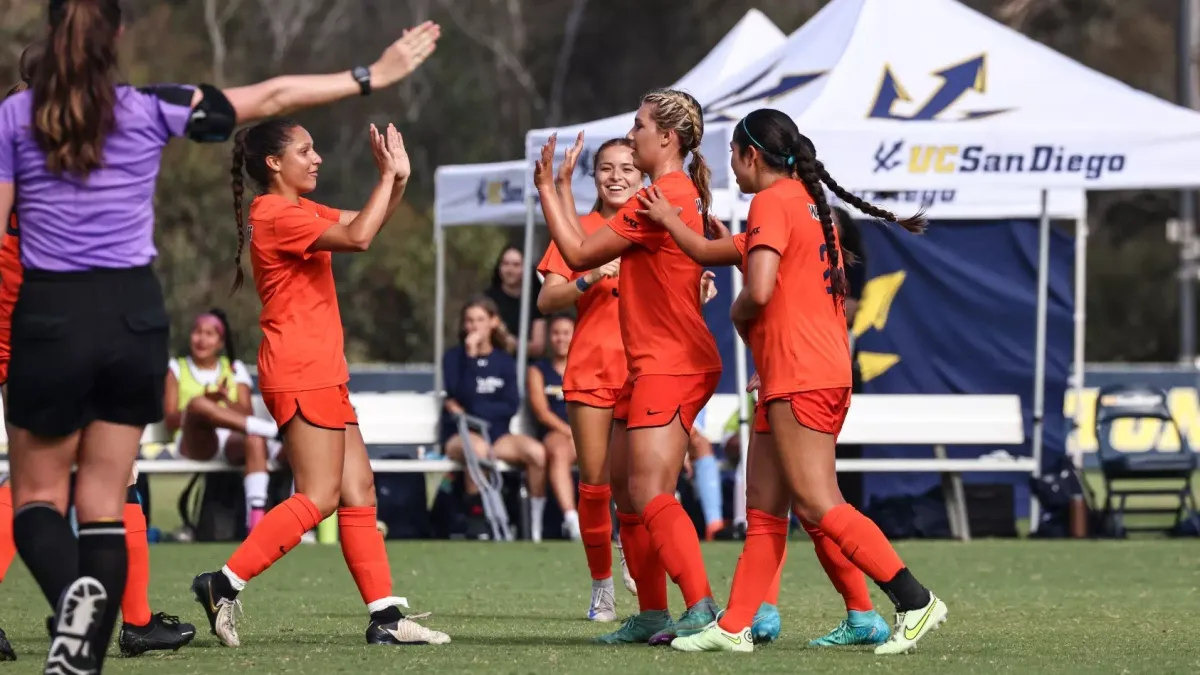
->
[6, 265, 168, 437]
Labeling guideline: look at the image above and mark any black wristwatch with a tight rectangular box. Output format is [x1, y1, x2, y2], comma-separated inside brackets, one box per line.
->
[352, 65, 372, 96]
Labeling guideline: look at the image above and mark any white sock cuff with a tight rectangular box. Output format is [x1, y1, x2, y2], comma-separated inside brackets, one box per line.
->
[367, 596, 409, 614]
[221, 565, 248, 591]
[245, 416, 279, 439]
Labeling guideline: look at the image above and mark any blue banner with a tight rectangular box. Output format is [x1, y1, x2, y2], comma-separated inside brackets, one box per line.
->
[854, 219, 1075, 514]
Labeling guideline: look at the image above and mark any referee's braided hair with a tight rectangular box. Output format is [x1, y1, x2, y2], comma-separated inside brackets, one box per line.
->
[732, 108, 926, 307]
[229, 118, 300, 293]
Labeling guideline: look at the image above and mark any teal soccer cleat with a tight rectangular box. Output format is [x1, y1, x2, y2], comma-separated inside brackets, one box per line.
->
[808, 609, 891, 647]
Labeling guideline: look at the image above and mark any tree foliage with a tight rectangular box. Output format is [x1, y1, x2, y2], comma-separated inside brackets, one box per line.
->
[0, 0, 1190, 362]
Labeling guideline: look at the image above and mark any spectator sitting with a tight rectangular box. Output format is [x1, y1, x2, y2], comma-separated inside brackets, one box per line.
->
[485, 245, 545, 357]
[164, 309, 281, 533]
[442, 296, 548, 540]
[526, 314, 584, 540]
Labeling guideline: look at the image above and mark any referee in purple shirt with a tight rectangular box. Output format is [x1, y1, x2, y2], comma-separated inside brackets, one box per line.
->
[0, 2, 438, 672]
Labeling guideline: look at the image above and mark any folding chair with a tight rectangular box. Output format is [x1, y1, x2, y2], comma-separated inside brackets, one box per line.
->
[1094, 384, 1199, 535]
[454, 413, 515, 542]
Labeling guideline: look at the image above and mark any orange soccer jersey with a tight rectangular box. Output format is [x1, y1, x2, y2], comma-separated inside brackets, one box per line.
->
[737, 179, 851, 399]
[537, 211, 628, 392]
[249, 195, 349, 393]
[0, 216, 22, 381]
[606, 172, 721, 378]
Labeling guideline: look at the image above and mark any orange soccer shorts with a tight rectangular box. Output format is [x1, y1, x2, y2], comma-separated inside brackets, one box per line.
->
[564, 387, 621, 409]
[754, 387, 852, 437]
[614, 372, 720, 432]
[262, 384, 358, 430]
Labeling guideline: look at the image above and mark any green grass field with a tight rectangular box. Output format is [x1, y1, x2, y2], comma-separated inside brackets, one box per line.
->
[1, 537, 1198, 674]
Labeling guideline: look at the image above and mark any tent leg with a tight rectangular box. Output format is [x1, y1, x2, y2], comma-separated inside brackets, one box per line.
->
[1072, 204, 1089, 468]
[515, 162, 536, 408]
[434, 216, 446, 437]
[729, 211, 751, 531]
[1031, 190, 1051, 533]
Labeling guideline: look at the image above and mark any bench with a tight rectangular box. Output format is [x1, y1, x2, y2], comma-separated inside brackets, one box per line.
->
[0, 392, 1029, 541]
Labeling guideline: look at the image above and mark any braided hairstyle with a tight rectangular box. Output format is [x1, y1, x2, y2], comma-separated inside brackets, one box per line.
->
[640, 88, 711, 225]
[229, 118, 301, 293]
[732, 108, 926, 306]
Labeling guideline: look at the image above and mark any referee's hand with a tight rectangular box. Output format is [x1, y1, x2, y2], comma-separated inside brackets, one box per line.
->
[371, 21, 442, 87]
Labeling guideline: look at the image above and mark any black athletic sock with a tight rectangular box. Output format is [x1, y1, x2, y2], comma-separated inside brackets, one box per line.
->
[875, 567, 932, 612]
[370, 605, 404, 625]
[211, 569, 238, 600]
[12, 503, 79, 609]
[78, 521, 127, 668]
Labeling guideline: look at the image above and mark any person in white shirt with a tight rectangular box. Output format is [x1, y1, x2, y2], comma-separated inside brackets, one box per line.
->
[163, 309, 280, 531]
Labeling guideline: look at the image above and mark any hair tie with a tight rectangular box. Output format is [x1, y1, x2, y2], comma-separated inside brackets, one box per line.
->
[786, 156, 795, 166]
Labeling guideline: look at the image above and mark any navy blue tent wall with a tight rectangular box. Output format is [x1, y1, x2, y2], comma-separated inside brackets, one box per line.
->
[701, 218, 1074, 518]
[855, 219, 1073, 517]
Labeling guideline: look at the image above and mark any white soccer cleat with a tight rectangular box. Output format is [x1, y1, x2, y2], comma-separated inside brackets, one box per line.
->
[670, 621, 753, 653]
[616, 542, 637, 596]
[874, 594, 948, 655]
[368, 615, 451, 645]
[587, 579, 617, 622]
[45, 577, 107, 675]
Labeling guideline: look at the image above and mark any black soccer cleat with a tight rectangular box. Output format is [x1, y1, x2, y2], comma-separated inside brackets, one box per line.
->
[44, 576, 106, 675]
[190, 572, 241, 647]
[119, 613, 196, 657]
[0, 627, 15, 660]
[365, 613, 451, 646]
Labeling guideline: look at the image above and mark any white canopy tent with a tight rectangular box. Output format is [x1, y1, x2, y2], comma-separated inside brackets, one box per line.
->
[527, 0, 1161, 524]
[431, 9, 787, 398]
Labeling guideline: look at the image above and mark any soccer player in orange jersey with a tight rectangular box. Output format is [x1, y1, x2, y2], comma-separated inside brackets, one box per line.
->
[536, 138, 638, 621]
[190, 117, 450, 648]
[640, 108, 948, 655]
[535, 89, 724, 645]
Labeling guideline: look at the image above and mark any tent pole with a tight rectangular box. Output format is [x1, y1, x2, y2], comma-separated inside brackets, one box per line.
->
[434, 213, 446, 404]
[1031, 189, 1051, 532]
[1072, 199, 1089, 468]
[730, 206, 751, 531]
[516, 150, 536, 405]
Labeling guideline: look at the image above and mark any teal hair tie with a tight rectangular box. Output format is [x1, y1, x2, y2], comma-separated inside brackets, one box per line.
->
[787, 156, 795, 166]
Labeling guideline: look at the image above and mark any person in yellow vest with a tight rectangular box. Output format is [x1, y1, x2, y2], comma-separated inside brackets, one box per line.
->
[164, 310, 280, 532]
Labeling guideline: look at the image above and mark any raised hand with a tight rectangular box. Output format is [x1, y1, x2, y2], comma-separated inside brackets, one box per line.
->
[534, 134, 558, 190]
[635, 186, 682, 225]
[585, 258, 620, 285]
[700, 270, 718, 305]
[385, 123, 411, 182]
[706, 216, 731, 240]
[369, 124, 395, 179]
[371, 21, 442, 87]
[557, 131, 585, 186]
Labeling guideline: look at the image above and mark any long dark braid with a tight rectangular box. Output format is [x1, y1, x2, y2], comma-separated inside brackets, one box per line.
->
[228, 118, 300, 294]
[793, 155, 850, 301]
[733, 108, 927, 308]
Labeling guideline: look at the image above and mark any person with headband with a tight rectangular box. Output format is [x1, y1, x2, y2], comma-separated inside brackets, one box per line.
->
[0, 1, 440, 671]
[165, 309, 280, 533]
[638, 107, 944, 656]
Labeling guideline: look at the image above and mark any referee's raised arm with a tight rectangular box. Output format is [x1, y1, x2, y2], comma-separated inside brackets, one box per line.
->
[0, 2, 440, 673]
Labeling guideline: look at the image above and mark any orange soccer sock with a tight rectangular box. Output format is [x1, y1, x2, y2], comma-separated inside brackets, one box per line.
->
[818, 504, 904, 584]
[763, 543, 788, 606]
[617, 511, 667, 612]
[718, 509, 787, 632]
[577, 483, 614, 581]
[804, 520, 873, 612]
[0, 484, 14, 583]
[338, 506, 394, 607]
[226, 494, 322, 583]
[642, 494, 713, 608]
[121, 501, 153, 627]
